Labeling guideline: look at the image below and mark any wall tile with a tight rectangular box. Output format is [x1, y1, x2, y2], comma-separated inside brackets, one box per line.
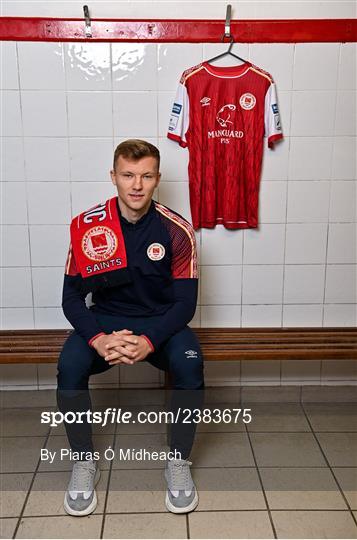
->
[158, 181, 191, 222]
[1, 183, 27, 225]
[1, 268, 33, 307]
[18, 42, 65, 90]
[65, 43, 111, 90]
[285, 224, 328, 264]
[29, 225, 69, 267]
[322, 360, 357, 382]
[158, 91, 175, 137]
[244, 225, 285, 264]
[325, 265, 356, 303]
[259, 181, 287, 223]
[158, 137, 189, 182]
[1, 41, 18, 90]
[261, 137, 289, 181]
[288, 137, 333, 181]
[335, 91, 356, 136]
[201, 305, 241, 327]
[34, 307, 72, 329]
[323, 304, 357, 327]
[201, 228, 243, 265]
[71, 182, 116, 216]
[277, 90, 292, 136]
[249, 44, 294, 91]
[203, 43, 249, 66]
[287, 181, 330, 222]
[90, 366, 119, 388]
[67, 91, 112, 137]
[32, 267, 63, 307]
[21, 91, 67, 137]
[241, 305, 282, 327]
[38, 363, 58, 388]
[27, 182, 71, 224]
[329, 181, 356, 222]
[338, 43, 356, 90]
[113, 92, 157, 137]
[0, 308, 34, 329]
[69, 138, 113, 181]
[204, 361, 240, 385]
[327, 224, 356, 264]
[1, 225, 30, 266]
[158, 44, 202, 91]
[112, 43, 157, 91]
[283, 304, 323, 327]
[24, 138, 70, 182]
[293, 43, 339, 90]
[242, 265, 284, 304]
[281, 360, 320, 384]
[0, 364, 37, 389]
[291, 91, 335, 136]
[332, 138, 356, 180]
[241, 360, 280, 384]
[2, 91, 22, 136]
[284, 265, 325, 304]
[1, 138, 25, 182]
[201, 266, 242, 305]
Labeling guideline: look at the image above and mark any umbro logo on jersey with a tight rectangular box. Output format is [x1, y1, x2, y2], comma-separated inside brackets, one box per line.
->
[185, 350, 198, 358]
[200, 97, 211, 107]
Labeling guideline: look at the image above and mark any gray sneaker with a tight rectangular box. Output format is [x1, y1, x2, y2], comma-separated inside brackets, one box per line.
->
[164, 458, 198, 513]
[64, 460, 100, 516]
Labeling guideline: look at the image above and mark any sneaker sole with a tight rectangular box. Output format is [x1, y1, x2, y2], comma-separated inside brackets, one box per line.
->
[165, 490, 199, 514]
[63, 468, 101, 517]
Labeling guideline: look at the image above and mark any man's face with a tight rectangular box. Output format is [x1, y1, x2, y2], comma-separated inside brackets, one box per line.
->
[110, 155, 161, 216]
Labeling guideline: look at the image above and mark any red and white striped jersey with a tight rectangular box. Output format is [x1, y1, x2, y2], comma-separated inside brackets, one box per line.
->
[167, 61, 283, 230]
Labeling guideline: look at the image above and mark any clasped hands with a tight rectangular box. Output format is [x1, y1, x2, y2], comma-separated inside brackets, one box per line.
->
[91, 329, 152, 366]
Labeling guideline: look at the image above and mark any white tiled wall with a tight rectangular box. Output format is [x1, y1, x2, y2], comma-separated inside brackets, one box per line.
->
[1, 27, 356, 389]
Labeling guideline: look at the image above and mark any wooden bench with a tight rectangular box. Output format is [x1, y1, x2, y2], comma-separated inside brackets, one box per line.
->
[1, 328, 357, 363]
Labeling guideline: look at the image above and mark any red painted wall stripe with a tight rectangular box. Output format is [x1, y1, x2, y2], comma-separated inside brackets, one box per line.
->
[0, 17, 356, 42]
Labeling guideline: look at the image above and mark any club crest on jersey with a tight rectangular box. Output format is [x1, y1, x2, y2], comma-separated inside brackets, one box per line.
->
[200, 96, 211, 107]
[147, 243, 165, 261]
[82, 226, 118, 262]
[216, 104, 236, 127]
[240, 93, 256, 110]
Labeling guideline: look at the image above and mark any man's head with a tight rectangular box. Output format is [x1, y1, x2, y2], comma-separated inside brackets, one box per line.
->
[111, 139, 161, 221]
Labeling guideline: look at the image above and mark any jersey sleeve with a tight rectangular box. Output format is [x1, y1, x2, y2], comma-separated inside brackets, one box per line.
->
[64, 243, 79, 276]
[167, 75, 190, 148]
[264, 81, 283, 148]
[171, 221, 198, 279]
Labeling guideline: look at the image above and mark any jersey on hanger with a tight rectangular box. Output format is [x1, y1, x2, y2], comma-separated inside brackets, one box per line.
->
[167, 61, 283, 230]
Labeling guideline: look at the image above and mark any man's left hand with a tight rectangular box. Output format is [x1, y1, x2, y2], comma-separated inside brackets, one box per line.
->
[105, 333, 152, 365]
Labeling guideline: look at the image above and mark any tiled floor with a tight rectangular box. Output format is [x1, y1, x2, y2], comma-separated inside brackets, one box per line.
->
[0, 390, 357, 539]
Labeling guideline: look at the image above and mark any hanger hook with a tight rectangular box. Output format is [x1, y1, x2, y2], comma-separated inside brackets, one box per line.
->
[224, 4, 232, 38]
[83, 5, 92, 38]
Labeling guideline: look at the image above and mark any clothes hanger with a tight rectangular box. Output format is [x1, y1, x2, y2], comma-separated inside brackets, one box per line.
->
[206, 5, 248, 65]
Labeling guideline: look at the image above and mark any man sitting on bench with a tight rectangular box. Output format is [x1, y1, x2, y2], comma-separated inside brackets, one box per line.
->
[57, 139, 204, 516]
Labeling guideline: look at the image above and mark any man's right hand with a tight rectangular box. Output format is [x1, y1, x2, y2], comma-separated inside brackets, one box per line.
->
[91, 330, 138, 364]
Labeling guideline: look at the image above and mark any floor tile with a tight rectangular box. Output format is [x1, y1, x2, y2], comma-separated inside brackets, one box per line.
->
[250, 433, 326, 467]
[260, 467, 347, 509]
[0, 408, 51, 437]
[0, 518, 18, 539]
[196, 404, 246, 433]
[103, 513, 187, 538]
[0, 390, 56, 409]
[304, 404, 357, 432]
[38, 434, 114, 471]
[15, 514, 102, 539]
[247, 404, 310, 432]
[23, 470, 108, 516]
[241, 386, 300, 403]
[106, 469, 166, 513]
[316, 433, 357, 467]
[188, 510, 274, 538]
[112, 433, 169, 469]
[118, 388, 166, 407]
[1, 436, 45, 473]
[0, 473, 33, 517]
[333, 468, 357, 509]
[204, 387, 241, 404]
[272, 510, 357, 539]
[190, 432, 255, 467]
[302, 386, 357, 403]
[193, 467, 266, 511]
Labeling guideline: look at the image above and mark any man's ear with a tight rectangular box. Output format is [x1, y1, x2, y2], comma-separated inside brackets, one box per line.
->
[156, 172, 161, 187]
[110, 169, 116, 185]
